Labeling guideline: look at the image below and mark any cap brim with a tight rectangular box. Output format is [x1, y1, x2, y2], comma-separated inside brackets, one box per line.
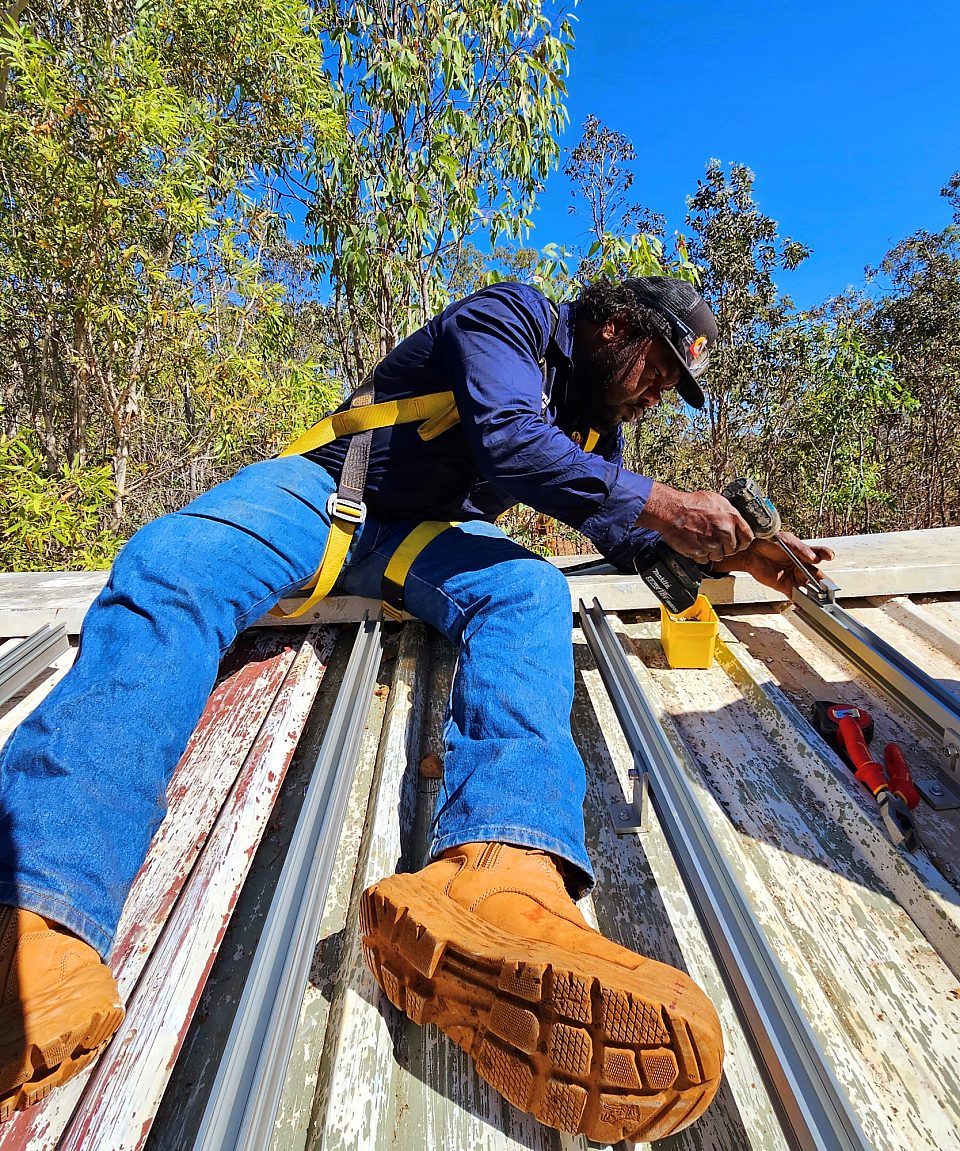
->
[661, 340, 706, 409]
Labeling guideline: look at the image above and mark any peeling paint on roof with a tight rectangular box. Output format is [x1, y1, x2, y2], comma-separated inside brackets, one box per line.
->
[0, 569, 959, 1150]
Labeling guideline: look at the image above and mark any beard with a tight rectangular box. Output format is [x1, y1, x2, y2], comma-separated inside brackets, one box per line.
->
[572, 341, 646, 432]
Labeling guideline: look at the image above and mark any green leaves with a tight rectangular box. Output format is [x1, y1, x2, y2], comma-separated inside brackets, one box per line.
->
[0, 0, 342, 561]
[6, 1, 953, 569]
[307, 0, 575, 371]
[0, 433, 124, 570]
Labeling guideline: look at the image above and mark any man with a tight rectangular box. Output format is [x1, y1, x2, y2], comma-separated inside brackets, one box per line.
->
[0, 276, 832, 1141]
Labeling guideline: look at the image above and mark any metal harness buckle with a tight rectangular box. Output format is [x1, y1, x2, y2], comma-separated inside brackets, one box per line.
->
[326, 491, 367, 526]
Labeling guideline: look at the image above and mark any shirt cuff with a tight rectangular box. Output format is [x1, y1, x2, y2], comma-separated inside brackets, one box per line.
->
[578, 466, 657, 569]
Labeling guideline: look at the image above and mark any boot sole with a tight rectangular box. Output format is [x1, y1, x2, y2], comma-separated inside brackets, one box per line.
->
[360, 873, 723, 1145]
[0, 965, 124, 1122]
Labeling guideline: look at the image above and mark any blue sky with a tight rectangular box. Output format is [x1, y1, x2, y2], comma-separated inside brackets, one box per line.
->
[529, 0, 960, 310]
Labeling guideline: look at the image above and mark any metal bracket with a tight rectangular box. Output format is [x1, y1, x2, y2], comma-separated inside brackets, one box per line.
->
[606, 765, 648, 835]
[813, 576, 840, 606]
[918, 729, 960, 810]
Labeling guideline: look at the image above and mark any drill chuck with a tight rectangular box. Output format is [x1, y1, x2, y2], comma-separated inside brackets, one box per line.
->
[723, 477, 823, 592]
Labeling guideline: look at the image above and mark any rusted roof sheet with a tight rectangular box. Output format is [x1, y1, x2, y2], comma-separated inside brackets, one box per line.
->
[0, 552, 959, 1150]
[0, 627, 335, 1151]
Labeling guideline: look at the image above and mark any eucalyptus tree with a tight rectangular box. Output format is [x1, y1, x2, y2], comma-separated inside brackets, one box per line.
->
[684, 159, 810, 491]
[562, 112, 668, 279]
[866, 171, 960, 528]
[307, 0, 576, 386]
[0, 0, 341, 546]
[785, 312, 906, 536]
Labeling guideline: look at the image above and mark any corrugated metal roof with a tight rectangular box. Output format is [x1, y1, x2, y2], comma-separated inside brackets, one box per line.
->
[1, 542, 959, 1150]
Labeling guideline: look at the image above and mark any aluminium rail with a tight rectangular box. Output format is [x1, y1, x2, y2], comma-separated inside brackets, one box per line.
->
[194, 615, 382, 1151]
[0, 624, 70, 708]
[792, 585, 960, 808]
[579, 598, 872, 1151]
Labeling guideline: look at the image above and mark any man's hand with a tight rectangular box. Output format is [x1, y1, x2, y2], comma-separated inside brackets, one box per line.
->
[637, 481, 754, 563]
[712, 533, 836, 595]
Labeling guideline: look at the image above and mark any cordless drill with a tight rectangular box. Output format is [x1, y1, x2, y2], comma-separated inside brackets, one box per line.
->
[637, 477, 821, 614]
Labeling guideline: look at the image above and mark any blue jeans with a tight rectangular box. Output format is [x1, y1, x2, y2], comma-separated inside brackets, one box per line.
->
[0, 456, 593, 956]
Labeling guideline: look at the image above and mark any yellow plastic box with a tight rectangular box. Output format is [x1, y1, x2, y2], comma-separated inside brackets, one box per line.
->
[659, 594, 719, 669]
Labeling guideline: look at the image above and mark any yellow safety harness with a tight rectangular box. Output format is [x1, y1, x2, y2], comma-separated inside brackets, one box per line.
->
[380, 519, 460, 622]
[272, 306, 601, 622]
[270, 387, 461, 620]
[378, 425, 601, 622]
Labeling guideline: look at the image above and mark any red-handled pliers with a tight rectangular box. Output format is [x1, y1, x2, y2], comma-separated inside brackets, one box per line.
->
[883, 743, 922, 810]
[811, 702, 921, 851]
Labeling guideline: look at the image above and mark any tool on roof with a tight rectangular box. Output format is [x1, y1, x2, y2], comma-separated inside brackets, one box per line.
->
[721, 477, 834, 602]
[637, 477, 833, 614]
[811, 701, 920, 851]
[882, 742, 922, 810]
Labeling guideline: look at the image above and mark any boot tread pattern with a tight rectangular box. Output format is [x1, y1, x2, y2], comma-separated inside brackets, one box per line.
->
[0, 1004, 124, 1122]
[360, 883, 722, 1144]
[602, 1046, 641, 1088]
[549, 1023, 592, 1076]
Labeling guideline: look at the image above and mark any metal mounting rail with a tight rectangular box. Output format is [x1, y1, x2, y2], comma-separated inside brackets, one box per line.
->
[0, 624, 70, 708]
[579, 598, 871, 1151]
[792, 586, 960, 808]
[194, 615, 382, 1151]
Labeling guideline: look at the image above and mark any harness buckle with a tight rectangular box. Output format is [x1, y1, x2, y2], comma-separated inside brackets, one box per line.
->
[326, 491, 367, 526]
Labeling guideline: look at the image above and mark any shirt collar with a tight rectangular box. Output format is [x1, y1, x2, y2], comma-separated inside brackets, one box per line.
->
[552, 300, 577, 366]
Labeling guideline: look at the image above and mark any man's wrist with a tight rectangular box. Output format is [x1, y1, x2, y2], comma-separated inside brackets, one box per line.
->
[634, 480, 675, 533]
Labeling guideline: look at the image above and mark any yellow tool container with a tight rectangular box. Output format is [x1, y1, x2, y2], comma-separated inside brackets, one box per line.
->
[659, 595, 719, 668]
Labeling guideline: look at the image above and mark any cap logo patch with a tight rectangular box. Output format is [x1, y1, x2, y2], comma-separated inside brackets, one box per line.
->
[690, 335, 708, 360]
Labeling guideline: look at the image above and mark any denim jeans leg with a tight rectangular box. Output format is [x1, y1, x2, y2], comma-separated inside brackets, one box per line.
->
[0, 456, 354, 955]
[338, 519, 595, 894]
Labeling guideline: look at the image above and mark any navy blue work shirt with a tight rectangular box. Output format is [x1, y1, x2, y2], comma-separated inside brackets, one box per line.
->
[309, 281, 661, 571]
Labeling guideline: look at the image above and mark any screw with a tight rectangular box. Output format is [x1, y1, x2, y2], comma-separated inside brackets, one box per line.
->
[929, 782, 945, 797]
[619, 807, 632, 820]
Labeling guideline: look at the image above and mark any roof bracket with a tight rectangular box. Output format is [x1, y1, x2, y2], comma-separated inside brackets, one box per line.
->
[918, 728, 960, 810]
[606, 764, 648, 835]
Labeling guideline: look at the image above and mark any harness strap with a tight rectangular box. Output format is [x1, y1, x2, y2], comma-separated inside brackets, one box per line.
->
[269, 297, 592, 620]
[269, 512, 357, 620]
[381, 520, 460, 621]
[417, 395, 460, 440]
[278, 391, 458, 457]
[270, 376, 376, 621]
[270, 387, 461, 620]
[336, 374, 375, 511]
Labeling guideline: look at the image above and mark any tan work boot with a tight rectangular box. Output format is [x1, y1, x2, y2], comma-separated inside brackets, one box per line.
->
[0, 905, 124, 1121]
[360, 842, 723, 1144]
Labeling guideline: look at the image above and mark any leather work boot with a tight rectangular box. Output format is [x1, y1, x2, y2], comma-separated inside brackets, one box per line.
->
[0, 905, 124, 1122]
[360, 842, 723, 1144]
